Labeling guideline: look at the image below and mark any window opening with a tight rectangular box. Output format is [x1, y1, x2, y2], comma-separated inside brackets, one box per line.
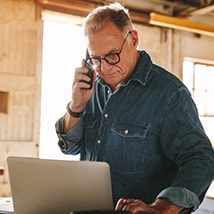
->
[183, 60, 214, 144]
[39, 14, 85, 160]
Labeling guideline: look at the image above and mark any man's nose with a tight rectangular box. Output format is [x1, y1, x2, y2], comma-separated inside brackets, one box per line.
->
[100, 59, 112, 73]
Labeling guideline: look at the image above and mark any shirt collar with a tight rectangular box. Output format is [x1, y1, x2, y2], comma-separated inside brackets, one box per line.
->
[98, 50, 153, 87]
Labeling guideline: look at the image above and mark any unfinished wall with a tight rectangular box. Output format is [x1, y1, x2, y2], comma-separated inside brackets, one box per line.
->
[0, 0, 42, 196]
[0, 0, 214, 197]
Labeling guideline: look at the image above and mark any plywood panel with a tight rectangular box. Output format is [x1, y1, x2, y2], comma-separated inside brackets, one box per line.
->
[0, 0, 41, 151]
[0, 91, 34, 141]
[0, 74, 36, 91]
[0, 25, 37, 76]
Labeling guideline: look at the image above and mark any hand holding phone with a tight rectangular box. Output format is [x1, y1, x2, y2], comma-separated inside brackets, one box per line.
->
[80, 50, 94, 90]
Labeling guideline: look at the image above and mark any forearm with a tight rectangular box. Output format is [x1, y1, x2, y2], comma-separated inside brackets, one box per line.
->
[63, 112, 81, 133]
[55, 115, 83, 154]
[63, 101, 84, 133]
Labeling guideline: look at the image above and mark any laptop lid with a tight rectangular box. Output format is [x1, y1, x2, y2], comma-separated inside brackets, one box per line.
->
[7, 156, 113, 214]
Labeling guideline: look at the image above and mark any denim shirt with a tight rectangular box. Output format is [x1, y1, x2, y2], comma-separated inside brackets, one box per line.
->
[56, 51, 214, 213]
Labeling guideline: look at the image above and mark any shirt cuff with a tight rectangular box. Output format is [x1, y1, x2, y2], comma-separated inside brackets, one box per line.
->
[61, 117, 83, 141]
[55, 115, 83, 138]
[55, 115, 83, 154]
[156, 187, 200, 212]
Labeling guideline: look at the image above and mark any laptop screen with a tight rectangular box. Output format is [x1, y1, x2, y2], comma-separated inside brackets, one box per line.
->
[7, 156, 113, 214]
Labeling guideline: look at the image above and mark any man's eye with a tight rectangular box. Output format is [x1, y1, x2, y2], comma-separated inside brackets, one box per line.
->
[106, 53, 117, 59]
[88, 58, 98, 67]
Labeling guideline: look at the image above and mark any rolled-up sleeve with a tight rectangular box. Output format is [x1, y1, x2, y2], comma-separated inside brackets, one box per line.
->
[157, 187, 200, 213]
[55, 115, 83, 154]
[159, 87, 214, 213]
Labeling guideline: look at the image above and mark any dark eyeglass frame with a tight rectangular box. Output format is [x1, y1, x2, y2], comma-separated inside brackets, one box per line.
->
[86, 31, 132, 69]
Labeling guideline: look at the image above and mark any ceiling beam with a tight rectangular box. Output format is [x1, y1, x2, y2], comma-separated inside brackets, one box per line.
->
[190, 4, 214, 15]
[35, 0, 97, 17]
[150, 12, 214, 37]
[34, 0, 150, 24]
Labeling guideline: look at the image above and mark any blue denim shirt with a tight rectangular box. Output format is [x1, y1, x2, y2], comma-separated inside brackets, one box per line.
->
[56, 51, 214, 213]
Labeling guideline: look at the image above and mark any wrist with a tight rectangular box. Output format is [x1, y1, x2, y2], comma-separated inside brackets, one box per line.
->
[66, 102, 84, 118]
[150, 198, 183, 214]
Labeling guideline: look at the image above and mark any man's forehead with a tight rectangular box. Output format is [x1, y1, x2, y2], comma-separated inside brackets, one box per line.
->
[86, 32, 123, 56]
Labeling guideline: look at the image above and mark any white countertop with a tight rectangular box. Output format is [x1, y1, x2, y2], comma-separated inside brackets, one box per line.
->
[0, 197, 14, 213]
[0, 181, 213, 214]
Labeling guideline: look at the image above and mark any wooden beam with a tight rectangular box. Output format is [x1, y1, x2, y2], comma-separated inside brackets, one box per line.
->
[190, 5, 214, 15]
[34, 0, 150, 24]
[150, 12, 214, 37]
[35, 0, 102, 17]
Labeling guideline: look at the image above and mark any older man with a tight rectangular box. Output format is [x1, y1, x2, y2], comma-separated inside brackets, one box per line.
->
[55, 3, 214, 214]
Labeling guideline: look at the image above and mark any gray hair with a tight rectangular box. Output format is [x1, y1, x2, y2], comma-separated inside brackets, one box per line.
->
[83, 2, 134, 36]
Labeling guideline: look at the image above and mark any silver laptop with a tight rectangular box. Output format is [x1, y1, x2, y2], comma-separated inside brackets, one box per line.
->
[7, 156, 113, 214]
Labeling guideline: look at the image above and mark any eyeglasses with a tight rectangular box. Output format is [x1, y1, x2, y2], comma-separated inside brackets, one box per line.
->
[86, 31, 132, 69]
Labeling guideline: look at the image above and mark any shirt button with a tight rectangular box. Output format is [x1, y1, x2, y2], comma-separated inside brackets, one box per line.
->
[97, 140, 101, 144]
[104, 113, 108, 118]
[124, 129, 129, 134]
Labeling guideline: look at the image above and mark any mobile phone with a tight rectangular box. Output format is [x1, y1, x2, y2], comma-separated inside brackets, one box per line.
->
[80, 50, 94, 90]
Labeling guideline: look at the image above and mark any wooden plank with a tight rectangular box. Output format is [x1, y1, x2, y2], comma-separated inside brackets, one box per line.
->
[0, 74, 36, 91]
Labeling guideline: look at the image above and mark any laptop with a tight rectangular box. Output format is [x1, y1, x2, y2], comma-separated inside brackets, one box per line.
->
[7, 156, 113, 214]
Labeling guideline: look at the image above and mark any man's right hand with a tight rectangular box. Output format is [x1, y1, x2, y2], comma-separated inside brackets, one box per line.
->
[63, 60, 96, 133]
[71, 60, 96, 112]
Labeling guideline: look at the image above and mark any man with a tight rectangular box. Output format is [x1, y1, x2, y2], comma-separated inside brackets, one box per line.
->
[55, 2, 214, 214]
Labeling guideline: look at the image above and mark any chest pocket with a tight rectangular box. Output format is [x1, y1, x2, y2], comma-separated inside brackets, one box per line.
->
[112, 121, 149, 138]
[106, 121, 150, 173]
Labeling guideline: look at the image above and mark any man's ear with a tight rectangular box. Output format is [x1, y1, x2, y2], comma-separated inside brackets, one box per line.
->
[130, 30, 139, 47]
